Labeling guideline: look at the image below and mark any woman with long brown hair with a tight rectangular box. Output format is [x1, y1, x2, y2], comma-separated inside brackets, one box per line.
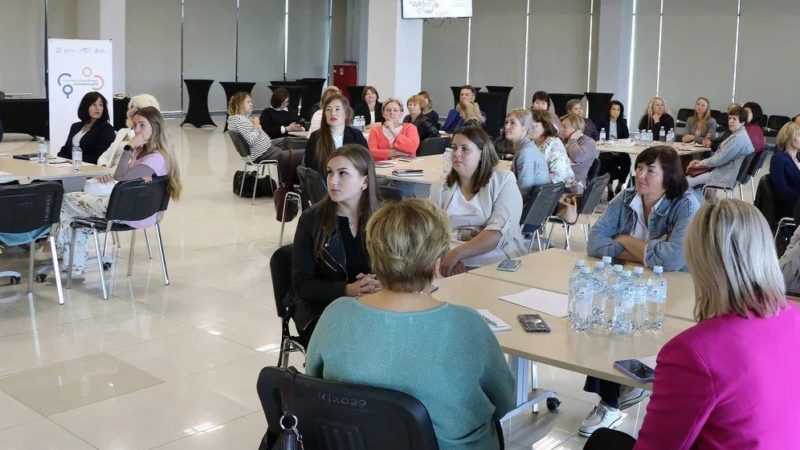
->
[303, 94, 368, 175]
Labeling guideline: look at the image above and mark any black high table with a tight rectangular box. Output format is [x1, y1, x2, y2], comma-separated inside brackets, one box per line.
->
[181, 79, 216, 128]
[584, 92, 615, 125]
[269, 84, 306, 119]
[298, 78, 326, 121]
[450, 86, 482, 107]
[0, 98, 49, 139]
[220, 81, 256, 132]
[550, 93, 584, 117]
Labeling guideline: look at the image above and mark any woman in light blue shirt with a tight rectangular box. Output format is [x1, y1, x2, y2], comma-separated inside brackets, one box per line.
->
[307, 198, 516, 450]
[507, 108, 549, 197]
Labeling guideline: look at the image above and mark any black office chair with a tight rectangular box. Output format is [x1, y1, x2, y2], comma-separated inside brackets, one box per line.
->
[766, 115, 790, 138]
[521, 183, 566, 252]
[702, 152, 757, 201]
[269, 245, 305, 368]
[378, 185, 404, 203]
[586, 158, 601, 182]
[276, 149, 304, 246]
[296, 166, 328, 207]
[548, 174, 610, 250]
[66, 176, 171, 300]
[740, 147, 771, 201]
[717, 113, 728, 133]
[229, 131, 277, 205]
[0, 182, 65, 304]
[257, 366, 440, 450]
[676, 108, 693, 127]
[417, 137, 451, 156]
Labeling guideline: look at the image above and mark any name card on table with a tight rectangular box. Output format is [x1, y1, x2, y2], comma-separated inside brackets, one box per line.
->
[499, 287, 568, 318]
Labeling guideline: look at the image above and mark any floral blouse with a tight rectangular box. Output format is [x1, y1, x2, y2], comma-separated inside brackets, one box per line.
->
[537, 136, 576, 188]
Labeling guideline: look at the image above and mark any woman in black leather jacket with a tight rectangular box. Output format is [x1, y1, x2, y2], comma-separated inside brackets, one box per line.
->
[291, 144, 381, 345]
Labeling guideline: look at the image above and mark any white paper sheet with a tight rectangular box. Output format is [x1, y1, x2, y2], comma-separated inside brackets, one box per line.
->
[639, 355, 658, 371]
[498, 287, 568, 318]
[476, 309, 512, 332]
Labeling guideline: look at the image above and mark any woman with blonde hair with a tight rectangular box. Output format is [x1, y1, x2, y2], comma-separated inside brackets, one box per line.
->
[442, 85, 485, 133]
[769, 121, 800, 218]
[681, 97, 717, 144]
[560, 112, 598, 193]
[637, 96, 674, 138]
[58, 107, 182, 276]
[586, 199, 800, 449]
[98, 93, 161, 168]
[307, 198, 516, 450]
[226, 91, 279, 162]
[417, 90, 439, 125]
[505, 108, 548, 196]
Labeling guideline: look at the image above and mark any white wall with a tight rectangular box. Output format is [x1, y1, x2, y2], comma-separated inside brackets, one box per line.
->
[0, 0, 45, 96]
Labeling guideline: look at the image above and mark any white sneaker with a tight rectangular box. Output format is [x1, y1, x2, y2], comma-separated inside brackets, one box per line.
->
[618, 386, 649, 410]
[579, 403, 623, 437]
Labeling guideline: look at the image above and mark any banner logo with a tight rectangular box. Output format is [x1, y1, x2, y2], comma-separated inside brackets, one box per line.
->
[56, 66, 105, 98]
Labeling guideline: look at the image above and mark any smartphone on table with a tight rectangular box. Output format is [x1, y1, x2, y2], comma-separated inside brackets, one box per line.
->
[517, 314, 551, 333]
[613, 359, 656, 383]
[391, 169, 424, 177]
[497, 259, 521, 272]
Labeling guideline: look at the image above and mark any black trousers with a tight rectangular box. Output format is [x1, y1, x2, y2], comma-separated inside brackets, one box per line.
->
[584, 376, 622, 408]
[599, 152, 631, 185]
[583, 427, 636, 450]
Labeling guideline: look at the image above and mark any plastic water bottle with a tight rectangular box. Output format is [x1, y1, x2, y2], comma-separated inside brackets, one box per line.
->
[631, 267, 648, 331]
[611, 270, 634, 334]
[600, 128, 606, 142]
[666, 129, 675, 143]
[647, 265, 667, 330]
[572, 267, 594, 331]
[442, 148, 453, 175]
[567, 259, 586, 320]
[591, 262, 607, 327]
[659, 126, 666, 142]
[36, 137, 48, 164]
[602, 256, 613, 268]
[72, 145, 83, 171]
[633, 129, 641, 143]
[646, 129, 653, 142]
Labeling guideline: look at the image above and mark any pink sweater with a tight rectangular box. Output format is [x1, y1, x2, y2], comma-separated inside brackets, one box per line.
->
[635, 303, 800, 450]
[368, 123, 420, 161]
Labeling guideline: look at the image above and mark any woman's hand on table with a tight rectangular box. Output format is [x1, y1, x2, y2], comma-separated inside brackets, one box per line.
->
[96, 174, 115, 184]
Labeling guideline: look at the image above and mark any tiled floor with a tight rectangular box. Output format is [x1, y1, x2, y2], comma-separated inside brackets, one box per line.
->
[3, 118, 758, 449]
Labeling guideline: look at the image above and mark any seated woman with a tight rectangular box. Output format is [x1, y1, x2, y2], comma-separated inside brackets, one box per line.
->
[57, 91, 116, 164]
[743, 101, 767, 153]
[530, 90, 561, 132]
[506, 108, 549, 197]
[403, 94, 439, 144]
[637, 96, 674, 139]
[368, 98, 419, 161]
[57, 107, 182, 276]
[430, 127, 526, 275]
[304, 94, 368, 174]
[308, 86, 341, 133]
[353, 85, 383, 130]
[291, 144, 381, 345]
[530, 109, 576, 189]
[417, 90, 440, 127]
[307, 198, 516, 450]
[442, 85, 485, 133]
[566, 99, 599, 141]
[560, 113, 598, 194]
[226, 91, 280, 162]
[259, 87, 304, 138]
[97, 93, 160, 169]
[687, 106, 754, 191]
[581, 145, 700, 437]
[586, 200, 800, 449]
[769, 121, 800, 219]
[681, 97, 717, 145]
[597, 100, 631, 200]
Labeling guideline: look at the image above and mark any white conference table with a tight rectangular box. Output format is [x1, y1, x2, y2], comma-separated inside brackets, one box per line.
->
[597, 139, 709, 156]
[1, 142, 109, 190]
[470, 249, 698, 322]
[434, 272, 694, 389]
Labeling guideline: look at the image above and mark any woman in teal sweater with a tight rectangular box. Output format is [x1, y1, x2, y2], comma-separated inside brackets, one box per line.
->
[306, 198, 516, 450]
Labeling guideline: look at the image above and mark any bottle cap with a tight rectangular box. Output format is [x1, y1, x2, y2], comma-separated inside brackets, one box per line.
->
[633, 266, 644, 274]
[594, 262, 605, 269]
[613, 264, 623, 272]
[653, 266, 664, 274]
[580, 267, 592, 274]
[575, 259, 585, 267]
[621, 270, 632, 277]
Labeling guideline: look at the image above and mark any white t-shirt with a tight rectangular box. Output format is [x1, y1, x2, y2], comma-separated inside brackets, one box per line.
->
[72, 128, 87, 147]
[629, 194, 664, 242]
[446, 188, 507, 268]
[332, 131, 344, 149]
[369, 110, 376, 124]
[609, 121, 618, 140]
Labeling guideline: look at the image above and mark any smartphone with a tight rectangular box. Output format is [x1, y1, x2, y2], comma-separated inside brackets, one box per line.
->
[497, 259, 521, 272]
[517, 314, 551, 333]
[392, 169, 424, 177]
[374, 161, 395, 168]
[614, 359, 655, 382]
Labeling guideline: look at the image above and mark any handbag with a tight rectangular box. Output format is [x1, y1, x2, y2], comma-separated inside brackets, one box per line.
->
[233, 170, 277, 197]
[275, 150, 303, 222]
[686, 165, 712, 177]
[271, 366, 305, 450]
[556, 193, 580, 223]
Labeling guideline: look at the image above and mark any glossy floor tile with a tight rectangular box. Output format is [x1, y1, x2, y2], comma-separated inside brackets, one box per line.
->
[1, 117, 730, 448]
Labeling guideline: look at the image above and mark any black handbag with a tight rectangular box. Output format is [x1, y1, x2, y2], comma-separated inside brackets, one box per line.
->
[271, 366, 304, 450]
[233, 170, 277, 197]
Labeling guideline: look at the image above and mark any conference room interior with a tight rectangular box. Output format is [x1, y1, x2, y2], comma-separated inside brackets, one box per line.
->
[2, 0, 799, 449]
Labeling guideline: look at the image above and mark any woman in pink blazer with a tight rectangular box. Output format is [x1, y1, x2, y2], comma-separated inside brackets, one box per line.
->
[585, 199, 800, 450]
[368, 98, 419, 161]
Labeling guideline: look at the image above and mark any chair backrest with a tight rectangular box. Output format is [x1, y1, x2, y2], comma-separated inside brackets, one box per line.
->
[676, 108, 693, 123]
[717, 112, 728, 132]
[257, 366, 439, 450]
[228, 131, 251, 159]
[417, 137, 450, 156]
[586, 158, 601, 182]
[577, 173, 611, 216]
[106, 176, 170, 223]
[745, 146, 770, 181]
[277, 149, 304, 186]
[378, 185, 404, 203]
[735, 152, 758, 184]
[521, 182, 565, 232]
[296, 165, 328, 205]
[269, 244, 294, 319]
[0, 181, 63, 234]
[767, 115, 790, 132]
[755, 174, 778, 232]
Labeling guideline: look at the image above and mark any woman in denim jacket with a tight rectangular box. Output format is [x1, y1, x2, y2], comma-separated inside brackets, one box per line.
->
[579, 145, 701, 438]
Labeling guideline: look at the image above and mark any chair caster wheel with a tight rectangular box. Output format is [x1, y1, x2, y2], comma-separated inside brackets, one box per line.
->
[36, 274, 47, 283]
[103, 262, 112, 271]
[546, 397, 561, 411]
[10, 276, 21, 285]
